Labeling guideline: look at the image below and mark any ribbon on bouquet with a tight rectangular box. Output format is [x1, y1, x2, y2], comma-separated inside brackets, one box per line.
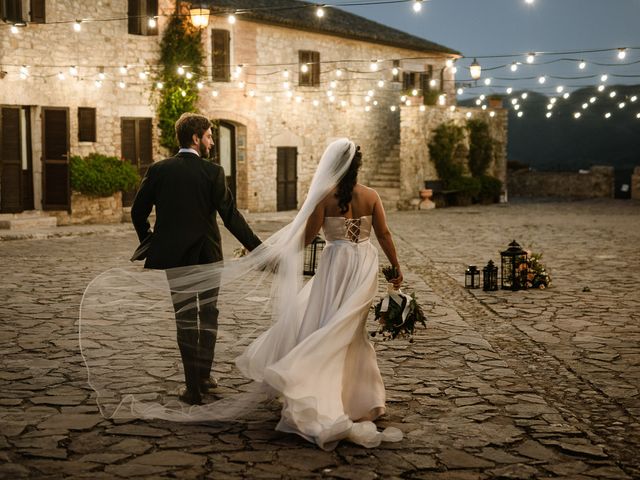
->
[380, 283, 412, 325]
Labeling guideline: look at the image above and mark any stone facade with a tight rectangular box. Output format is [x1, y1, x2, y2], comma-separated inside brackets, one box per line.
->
[398, 105, 508, 207]
[0, 0, 459, 214]
[52, 192, 123, 226]
[631, 166, 640, 201]
[507, 166, 615, 198]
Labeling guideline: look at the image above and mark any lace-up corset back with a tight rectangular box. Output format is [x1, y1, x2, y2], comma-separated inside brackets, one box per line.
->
[323, 215, 372, 243]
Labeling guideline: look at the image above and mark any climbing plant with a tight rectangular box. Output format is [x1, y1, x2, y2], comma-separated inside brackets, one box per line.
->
[156, 13, 204, 152]
[466, 118, 495, 177]
[428, 122, 466, 186]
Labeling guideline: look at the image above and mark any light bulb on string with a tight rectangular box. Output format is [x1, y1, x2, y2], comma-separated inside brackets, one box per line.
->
[481, 104, 487, 110]
[373, 100, 378, 106]
[521, 92, 528, 99]
[526, 53, 535, 64]
[597, 84, 605, 92]
[98, 71, 106, 81]
[514, 104, 520, 110]
[148, 17, 157, 28]
[367, 90, 374, 97]
[550, 98, 557, 104]
[197, 82, 204, 90]
[328, 95, 335, 102]
[73, 20, 82, 32]
[19, 65, 29, 79]
[181, 90, 187, 97]
[335, 69, 342, 77]
[211, 90, 219, 97]
[120, 65, 128, 75]
[484, 78, 492, 85]
[300, 64, 309, 73]
[510, 62, 518, 72]
[619, 102, 626, 109]
[600, 74, 608, 82]
[248, 90, 255, 97]
[265, 95, 272, 102]
[390, 105, 397, 112]
[139, 71, 148, 80]
[341, 100, 348, 107]
[238, 80, 245, 88]
[506, 87, 513, 94]
[546, 112, 552, 118]
[365, 105, 371, 112]
[457, 87, 464, 95]
[489, 111, 496, 118]
[330, 80, 337, 88]
[378, 80, 384, 88]
[479, 94, 486, 101]
[546, 104, 553, 110]
[631, 96, 638, 102]
[185, 72, 193, 80]
[57, 72, 65, 81]
[312, 99, 319, 107]
[392, 67, 399, 76]
[10, 25, 19, 34]
[582, 103, 588, 109]
[326, 90, 333, 97]
[476, 99, 482, 106]
[589, 96, 596, 103]
[609, 91, 617, 98]
[517, 111, 523, 118]
[228, 14, 236, 24]
[94, 80, 102, 88]
[439, 94, 447, 106]
[578, 60, 586, 70]
[563, 92, 570, 99]
[69, 65, 78, 77]
[365, 96, 371, 102]
[283, 81, 290, 90]
[405, 99, 411, 106]
[556, 85, 564, 93]
[450, 105, 457, 112]
[617, 48, 627, 60]
[156, 81, 163, 89]
[283, 69, 289, 78]
[574, 112, 581, 119]
[411, 89, 418, 96]
[370, 60, 379, 71]
[429, 79, 437, 87]
[445, 59, 454, 68]
[636, 113, 640, 119]
[400, 95, 407, 102]
[605, 112, 611, 119]
[413, 0, 423, 13]
[118, 81, 126, 89]
[511, 98, 518, 105]
[177, 66, 185, 75]
[538, 76, 546, 84]
[316, 6, 325, 18]
[419, 105, 426, 112]
[466, 112, 472, 119]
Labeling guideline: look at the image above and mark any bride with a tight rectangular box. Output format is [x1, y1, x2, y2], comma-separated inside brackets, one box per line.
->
[80, 138, 404, 450]
[237, 140, 404, 449]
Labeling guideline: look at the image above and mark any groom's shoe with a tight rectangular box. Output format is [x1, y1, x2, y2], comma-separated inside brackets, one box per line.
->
[178, 387, 202, 405]
[200, 376, 219, 394]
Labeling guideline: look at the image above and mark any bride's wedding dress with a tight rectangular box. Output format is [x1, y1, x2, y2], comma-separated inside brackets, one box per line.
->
[237, 215, 402, 450]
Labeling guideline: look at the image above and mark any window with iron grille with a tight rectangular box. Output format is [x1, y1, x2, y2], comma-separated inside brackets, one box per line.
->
[212, 29, 231, 82]
[299, 50, 320, 87]
[78, 108, 97, 143]
[128, 0, 158, 36]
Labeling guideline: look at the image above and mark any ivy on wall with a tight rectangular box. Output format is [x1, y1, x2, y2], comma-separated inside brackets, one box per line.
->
[156, 13, 204, 152]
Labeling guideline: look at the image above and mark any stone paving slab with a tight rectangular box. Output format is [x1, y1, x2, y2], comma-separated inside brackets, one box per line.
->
[0, 199, 638, 478]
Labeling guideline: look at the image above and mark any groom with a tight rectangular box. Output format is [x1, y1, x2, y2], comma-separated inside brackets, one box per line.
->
[131, 113, 262, 405]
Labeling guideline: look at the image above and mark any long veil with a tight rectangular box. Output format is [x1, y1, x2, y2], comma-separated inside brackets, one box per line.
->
[79, 138, 357, 422]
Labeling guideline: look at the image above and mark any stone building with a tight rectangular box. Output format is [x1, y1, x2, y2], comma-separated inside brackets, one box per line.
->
[1, 0, 505, 218]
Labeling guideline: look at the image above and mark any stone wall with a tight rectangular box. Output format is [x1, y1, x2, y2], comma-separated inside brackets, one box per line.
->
[631, 167, 640, 201]
[53, 192, 123, 226]
[507, 166, 615, 198]
[399, 105, 508, 207]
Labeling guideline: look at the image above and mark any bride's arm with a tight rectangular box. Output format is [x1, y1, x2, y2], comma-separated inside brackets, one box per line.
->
[371, 191, 403, 287]
[304, 201, 325, 246]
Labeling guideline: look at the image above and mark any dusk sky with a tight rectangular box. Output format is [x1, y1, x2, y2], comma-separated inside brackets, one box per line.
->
[312, 0, 640, 98]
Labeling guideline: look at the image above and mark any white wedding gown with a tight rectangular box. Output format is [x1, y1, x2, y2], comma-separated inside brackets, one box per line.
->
[236, 215, 402, 450]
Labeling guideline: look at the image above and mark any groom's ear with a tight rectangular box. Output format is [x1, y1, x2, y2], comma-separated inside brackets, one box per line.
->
[191, 133, 200, 146]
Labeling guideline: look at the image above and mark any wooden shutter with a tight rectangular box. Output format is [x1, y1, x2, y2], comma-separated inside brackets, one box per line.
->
[42, 108, 70, 211]
[0, 107, 22, 213]
[78, 107, 96, 142]
[392, 60, 401, 82]
[30, 0, 45, 23]
[310, 51, 320, 86]
[127, 0, 141, 35]
[299, 51, 319, 87]
[212, 29, 230, 82]
[121, 117, 153, 206]
[138, 118, 153, 172]
[144, 0, 157, 35]
[2, 0, 24, 23]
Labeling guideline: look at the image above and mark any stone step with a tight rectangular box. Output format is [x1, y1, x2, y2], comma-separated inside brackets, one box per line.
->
[372, 172, 399, 181]
[369, 179, 400, 188]
[0, 211, 58, 230]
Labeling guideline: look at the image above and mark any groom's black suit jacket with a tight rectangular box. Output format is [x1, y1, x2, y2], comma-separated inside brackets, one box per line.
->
[131, 151, 261, 269]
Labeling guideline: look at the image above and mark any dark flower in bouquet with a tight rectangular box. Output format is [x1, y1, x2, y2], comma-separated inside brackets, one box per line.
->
[371, 266, 427, 341]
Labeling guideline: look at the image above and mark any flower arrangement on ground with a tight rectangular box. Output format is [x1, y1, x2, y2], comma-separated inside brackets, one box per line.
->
[526, 251, 551, 289]
[372, 266, 427, 341]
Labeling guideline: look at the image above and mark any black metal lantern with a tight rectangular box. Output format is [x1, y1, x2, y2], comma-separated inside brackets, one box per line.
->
[482, 260, 499, 291]
[303, 235, 326, 276]
[465, 265, 480, 289]
[500, 240, 528, 291]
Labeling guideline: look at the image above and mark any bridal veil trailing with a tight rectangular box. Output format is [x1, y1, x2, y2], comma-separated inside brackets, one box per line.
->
[79, 138, 402, 449]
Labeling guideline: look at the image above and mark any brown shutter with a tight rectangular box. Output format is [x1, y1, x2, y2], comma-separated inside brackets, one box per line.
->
[277, 147, 297, 211]
[299, 51, 316, 87]
[212, 29, 230, 81]
[121, 118, 137, 166]
[311, 51, 320, 87]
[138, 118, 153, 172]
[127, 0, 141, 35]
[0, 106, 23, 213]
[2, 0, 24, 23]
[78, 107, 96, 142]
[42, 108, 70, 211]
[144, 0, 157, 35]
[30, 0, 45, 23]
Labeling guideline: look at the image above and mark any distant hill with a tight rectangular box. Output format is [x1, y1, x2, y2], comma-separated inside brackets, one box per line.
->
[459, 85, 640, 197]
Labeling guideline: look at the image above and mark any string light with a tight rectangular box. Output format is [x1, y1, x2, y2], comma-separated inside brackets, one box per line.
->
[148, 17, 157, 28]
[316, 6, 325, 17]
[181, 89, 187, 97]
[390, 105, 397, 112]
[69, 65, 78, 76]
[73, 20, 82, 32]
[589, 96, 596, 103]
[118, 81, 126, 89]
[238, 80, 245, 88]
[283, 81, 290, 89]
[510, 62, 518, 72]
[19, 65, 29, 79]
[249, 89, 256, 97]
[466, 112, 472, 118]
[457, 87, 464, 95]
[411, 89, 418, 96]
[156, 81, 163, 89]
[489, 111, 496, 117]
[574, 112, 581, 119]
[300, 63, 309, 73]
[282, 69, 289, 78]
[228, 14, 236, 24]
[391, 67, 399, 76]
[506, 87, 513, 94]
[582, 103, 588, 109]
[481, 104, 487, 110]
[578, 60, 586, 69]
[597, 84, 605, 92]
[617, 48, 627, 60]
[211, 90, 219, 97]
[197, 81, 204, 89]
[526, 53, 535, 64]
[517, 111, 523, 117]
[419, 105, 426, 111]
[378, 80, 384, 88]
[484, 78, 491, 85]
[335, 69, 342, 77]
[177, 66, 185, 75]
[618, 102, 626, 109]
[367, 90, 374, 97]
[330, 80, 337, 88]
[364, 105, 371, 111]
[538, 75, 546, 84]
[609, 91, 617, 98]
[521, 92, 528, 99]
[631, 96, 638, 102]
[563, 92, 570, 99]
[120, 65, 128, 75]
[185, 72, 193, 79]
[265, 95, 272, 102]
[605, 112, 611, 118]
[370, 60, 379, 71]
[98, 71, 106, 80]
[546, 112, 552, 118]
[413, 0, 423, 13]
[57, 71, 65, 80]
[139, 71, 148, 80]
[556, 86, 564, 93]
[313, 99, 319, 107]
[10, 25, 19, 34]
[94, 80, 102, 88]
[600, 74, 608, 82]
[479, 94, 486, 101]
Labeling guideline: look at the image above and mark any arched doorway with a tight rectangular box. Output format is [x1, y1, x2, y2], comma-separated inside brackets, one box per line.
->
[214, 120, 236, 198]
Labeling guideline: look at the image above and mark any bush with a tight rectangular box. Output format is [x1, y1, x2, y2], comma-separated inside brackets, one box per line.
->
[428, 122, 465, 185]
[478, 175, 502, 203]
[447, 176, 482, 198]
[70, 153, 140, 196]
[467, 119, 494, 177]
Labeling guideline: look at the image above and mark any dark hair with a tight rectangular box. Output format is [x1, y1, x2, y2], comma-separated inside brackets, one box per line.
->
[175, 113, 211, 148]
[336, 146, 362, 214]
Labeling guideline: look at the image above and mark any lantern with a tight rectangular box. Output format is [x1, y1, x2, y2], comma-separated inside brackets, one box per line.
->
[469, 58, 482, 80]
[303, 236, 325, 276]
[482, 260, 499, 291]
[189, 4, 210, 28]
[464, 265, 480, 289]
[501, 240, 528, 290]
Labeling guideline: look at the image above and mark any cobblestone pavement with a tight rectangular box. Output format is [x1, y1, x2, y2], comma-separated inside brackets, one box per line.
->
[0, 199, 638, 479]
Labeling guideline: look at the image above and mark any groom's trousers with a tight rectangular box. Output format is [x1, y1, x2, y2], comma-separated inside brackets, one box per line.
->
[166, 270, 219, 395]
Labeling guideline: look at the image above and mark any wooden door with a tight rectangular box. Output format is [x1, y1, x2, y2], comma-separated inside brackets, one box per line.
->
[121, 117, 153, 206]
[42, 107, 70, 211]
[277, 147, 297, 211]
[0, 106, 22, 213]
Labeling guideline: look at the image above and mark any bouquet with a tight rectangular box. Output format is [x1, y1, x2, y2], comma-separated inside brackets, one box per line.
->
[371, 266, 427, 341]
[526, 252, 551, 289]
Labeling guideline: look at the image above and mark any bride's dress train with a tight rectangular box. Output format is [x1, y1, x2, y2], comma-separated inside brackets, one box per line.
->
[237, 216, 402, 450]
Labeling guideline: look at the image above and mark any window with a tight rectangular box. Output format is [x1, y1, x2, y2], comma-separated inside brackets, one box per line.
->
[78, 108, 96, 142]
[299, 50, 320, 87]
[128, 0, 158, 36]
[1, 0, 24, 23]
[392, 60, 401, 82]
[402, 71, 419, 91]
[30, 0, 44, 23]
[212, 29, 230, 82]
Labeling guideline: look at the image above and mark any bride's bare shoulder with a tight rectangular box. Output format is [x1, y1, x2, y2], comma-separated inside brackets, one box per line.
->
[356, 184, 380, 199]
